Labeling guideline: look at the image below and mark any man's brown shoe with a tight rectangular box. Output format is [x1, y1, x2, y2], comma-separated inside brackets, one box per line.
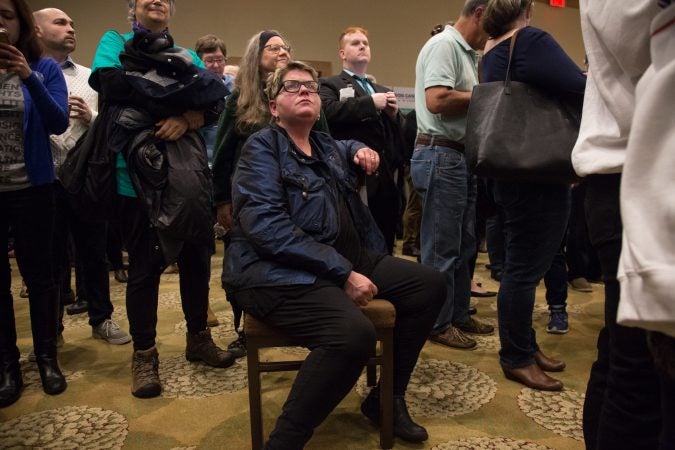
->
[502, 363, 563, 391]
[456, 317, 495, 335]
[429, 326, 477, 350]
[534, 350, 566, 372]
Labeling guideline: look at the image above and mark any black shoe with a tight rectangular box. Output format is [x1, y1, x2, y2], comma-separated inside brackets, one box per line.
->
[468, 306, 477, 315]
[36, 356, 67, 395]
[114, 269, 128, 283]
[60, 290, 75, 306]
[66, 299, 88, 315]
[490, 270, 503, 282]
[227, 333, 247, 359]
[0, 361, 23, 408]
[361, 389, 429, 443]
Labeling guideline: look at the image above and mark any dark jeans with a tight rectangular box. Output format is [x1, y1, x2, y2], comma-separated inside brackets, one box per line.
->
[544, 249, 568, 311]
[239, 256, 445, 450]
[582, 174, 661, 450]
[53, 183, 113, 328]
[119, 196, 210, 351]
[492, 180, 570, 368]
[0, 184, 59, 361]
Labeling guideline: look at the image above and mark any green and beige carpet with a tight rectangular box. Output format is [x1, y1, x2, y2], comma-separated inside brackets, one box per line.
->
[0, 244, 601, 449]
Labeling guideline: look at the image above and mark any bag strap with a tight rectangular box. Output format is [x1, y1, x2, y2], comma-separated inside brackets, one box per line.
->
[504, 28, 522, 94]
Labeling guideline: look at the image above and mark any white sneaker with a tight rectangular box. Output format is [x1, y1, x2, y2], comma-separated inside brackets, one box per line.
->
[92, 319, 132, 345]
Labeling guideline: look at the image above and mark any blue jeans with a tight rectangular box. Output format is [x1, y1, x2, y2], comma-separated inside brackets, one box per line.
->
[544, 249, 568, 311]
[492, 180, 570, 368]
[410, 144, 475, 332]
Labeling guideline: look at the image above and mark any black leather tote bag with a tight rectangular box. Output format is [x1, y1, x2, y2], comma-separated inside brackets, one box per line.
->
[465, 29, 581, 184]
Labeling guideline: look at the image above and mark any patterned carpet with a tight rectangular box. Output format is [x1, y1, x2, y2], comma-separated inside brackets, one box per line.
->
[0, 243, 601, 450]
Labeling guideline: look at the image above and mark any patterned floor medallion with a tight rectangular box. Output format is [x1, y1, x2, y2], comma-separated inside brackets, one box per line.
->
[357, 359, 497, 418]
[160, 356, 248, 398]
[157, 291, 184, 310]
[62, 307, 128, 330]
[18, 359, 86, 392]
[472, 334, 500, 352]
[431, 437, 554, 449]
[0, 406, 128, 449]
[517, 388, 584, 441]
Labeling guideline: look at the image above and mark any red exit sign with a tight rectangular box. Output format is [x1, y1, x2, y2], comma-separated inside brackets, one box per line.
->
[550, 0, 566, 6]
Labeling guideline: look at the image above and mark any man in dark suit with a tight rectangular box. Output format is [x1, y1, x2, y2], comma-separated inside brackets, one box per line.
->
[320, 27, 405, 253]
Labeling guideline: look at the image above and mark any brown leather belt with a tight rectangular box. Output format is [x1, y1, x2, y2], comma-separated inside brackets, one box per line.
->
[415, 133, 465, 152]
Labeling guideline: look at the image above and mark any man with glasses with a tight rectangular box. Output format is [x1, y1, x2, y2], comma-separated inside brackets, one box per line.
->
[195, 34, 234, 93]
[319, 26, 406, 255]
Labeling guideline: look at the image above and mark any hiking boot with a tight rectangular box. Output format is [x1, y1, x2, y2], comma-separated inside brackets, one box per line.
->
[185, 328, 235, 368]
[227, 333, 247, 359]
[547, 310, 569, 334]
[131, 346, 161, 398]
[429, 326, 477, 350]
[456, 317, 495, 335]
[93, 319, 132, 345]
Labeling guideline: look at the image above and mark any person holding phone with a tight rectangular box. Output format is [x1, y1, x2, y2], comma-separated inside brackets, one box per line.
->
[0, 0, 69, 408]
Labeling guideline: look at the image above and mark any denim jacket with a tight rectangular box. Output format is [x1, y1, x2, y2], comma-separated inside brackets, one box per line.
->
[222, 125, 387, 293]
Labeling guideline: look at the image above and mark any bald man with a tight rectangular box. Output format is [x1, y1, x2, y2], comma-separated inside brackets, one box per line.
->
[33, 8, 131, 346]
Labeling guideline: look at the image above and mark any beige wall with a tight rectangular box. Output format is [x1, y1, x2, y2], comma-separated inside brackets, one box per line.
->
[28, 0, 584, 87]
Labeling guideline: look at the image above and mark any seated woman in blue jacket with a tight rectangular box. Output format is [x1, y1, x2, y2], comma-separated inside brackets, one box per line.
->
[224, 61, 446, 448]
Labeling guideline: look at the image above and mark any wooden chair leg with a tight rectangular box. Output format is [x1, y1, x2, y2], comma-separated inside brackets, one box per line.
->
[246, 340, 264, 450]
[367, 359, 377, 387]
[379, 329, 394, 449]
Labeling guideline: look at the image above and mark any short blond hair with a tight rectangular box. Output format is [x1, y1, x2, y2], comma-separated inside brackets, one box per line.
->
[265, 61, 319, 100]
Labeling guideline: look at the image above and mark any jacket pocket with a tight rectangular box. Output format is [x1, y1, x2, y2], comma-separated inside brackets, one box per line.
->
[282, 172, 330, 233]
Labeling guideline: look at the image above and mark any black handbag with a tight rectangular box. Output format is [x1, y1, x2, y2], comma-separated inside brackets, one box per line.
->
[465, 29, 581, 184]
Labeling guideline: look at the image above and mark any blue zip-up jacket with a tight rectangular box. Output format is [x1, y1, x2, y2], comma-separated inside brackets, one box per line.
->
[223, 125, 387, 293]
[21, 57, 69, 186]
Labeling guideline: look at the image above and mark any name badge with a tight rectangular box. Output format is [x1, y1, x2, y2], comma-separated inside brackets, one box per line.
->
[339, 87, 355, 102]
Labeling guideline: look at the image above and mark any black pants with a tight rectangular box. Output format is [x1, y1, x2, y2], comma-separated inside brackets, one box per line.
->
[366, 170, 400, 255]
[119, 196, 210, 351]
[1, 185, 59, 362]
[238, 256, 445, 449]
[582, 174, 662, 450]
[53, 183, 113, 328]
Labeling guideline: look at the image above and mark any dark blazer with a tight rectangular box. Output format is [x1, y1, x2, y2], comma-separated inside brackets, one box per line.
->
[319, 70, 406, 174]
[319, 70, 406, 253]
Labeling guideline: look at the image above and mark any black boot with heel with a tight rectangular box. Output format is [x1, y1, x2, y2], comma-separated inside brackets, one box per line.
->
[0, 294, 23, 407]
[29, 287, 67, 396]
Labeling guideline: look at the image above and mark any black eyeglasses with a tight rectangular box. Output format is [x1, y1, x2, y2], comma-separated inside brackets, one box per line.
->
[277, 80, 320, 96]
[263, 44, 291, 54]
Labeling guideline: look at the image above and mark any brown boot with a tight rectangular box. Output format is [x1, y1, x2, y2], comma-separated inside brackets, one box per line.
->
[185, 329, 234, 368]
[131, 346, 161, 398]
[206, 304, 219, 327]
